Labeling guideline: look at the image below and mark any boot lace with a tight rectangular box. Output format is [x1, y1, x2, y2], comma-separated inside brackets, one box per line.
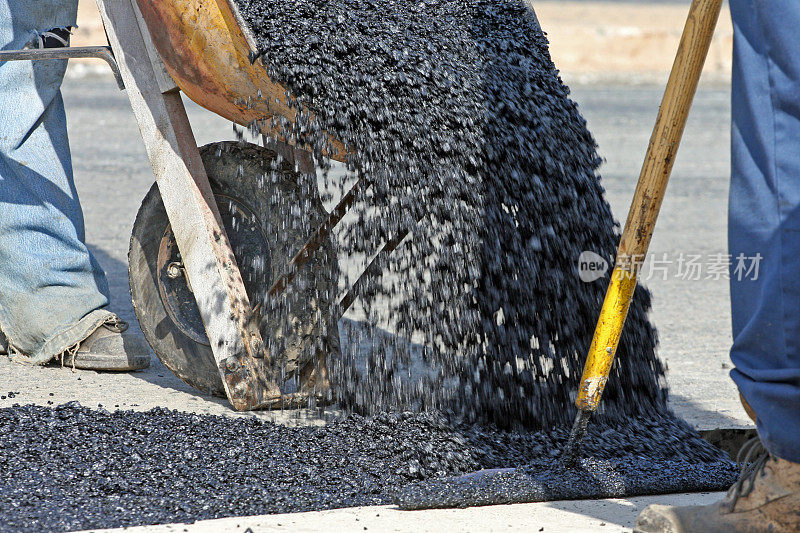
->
[55, 315, 129, 371]
[728, 436, 770, 510]
[103, 315, 129, 334]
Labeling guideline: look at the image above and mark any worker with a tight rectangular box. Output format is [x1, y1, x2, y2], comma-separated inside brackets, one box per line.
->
[0, 2, 149, 370]
[636, 1, 800, 530]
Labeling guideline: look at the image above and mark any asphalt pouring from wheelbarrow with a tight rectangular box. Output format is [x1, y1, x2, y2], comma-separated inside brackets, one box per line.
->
[232, 0, 736, 506]
[0, 0, 741, 529]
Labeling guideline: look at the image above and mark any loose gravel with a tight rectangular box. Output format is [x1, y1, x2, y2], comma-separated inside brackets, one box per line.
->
[236, 0, 666, 428]
[0, 403, 737, 532]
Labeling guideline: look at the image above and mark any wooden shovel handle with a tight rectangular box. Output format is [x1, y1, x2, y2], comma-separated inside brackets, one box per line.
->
[575, 0, 723, 412]
[617, 0, 723, 266]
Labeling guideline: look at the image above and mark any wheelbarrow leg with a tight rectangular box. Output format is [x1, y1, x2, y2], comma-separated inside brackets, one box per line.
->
[96, 0, 281, 410]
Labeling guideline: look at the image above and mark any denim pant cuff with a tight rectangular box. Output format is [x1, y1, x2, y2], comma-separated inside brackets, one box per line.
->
[758, 424, 800, 465]
[9, 308, 114, 365]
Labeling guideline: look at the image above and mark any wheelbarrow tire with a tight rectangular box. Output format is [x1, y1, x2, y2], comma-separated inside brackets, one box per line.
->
[128, 141, 339, 398]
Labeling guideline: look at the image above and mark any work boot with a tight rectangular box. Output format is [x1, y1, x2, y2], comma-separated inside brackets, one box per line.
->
[635, 437, 800, 532]
[56, 316, 150, 371]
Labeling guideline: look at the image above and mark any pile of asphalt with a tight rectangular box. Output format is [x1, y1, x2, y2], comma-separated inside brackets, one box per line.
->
[0, 403, 736, 532]
[235, 0, 665, 428]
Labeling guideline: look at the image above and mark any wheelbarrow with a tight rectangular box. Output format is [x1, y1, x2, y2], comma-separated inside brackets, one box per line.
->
[0, 0, 372, 411]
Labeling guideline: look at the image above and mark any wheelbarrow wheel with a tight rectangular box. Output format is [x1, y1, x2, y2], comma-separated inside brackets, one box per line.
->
[128, 141, 339, 399]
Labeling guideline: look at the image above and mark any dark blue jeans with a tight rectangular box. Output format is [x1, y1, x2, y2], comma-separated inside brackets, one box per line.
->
[0, 1, 112, 364]
[730, 0, 800, 463]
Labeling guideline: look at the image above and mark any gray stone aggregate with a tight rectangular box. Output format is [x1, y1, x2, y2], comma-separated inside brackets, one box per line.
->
[236, 0, 666, 429]
[0, 403, 736, 532]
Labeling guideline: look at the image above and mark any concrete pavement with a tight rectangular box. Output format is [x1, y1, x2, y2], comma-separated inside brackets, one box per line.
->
[80, 493, 725, 533]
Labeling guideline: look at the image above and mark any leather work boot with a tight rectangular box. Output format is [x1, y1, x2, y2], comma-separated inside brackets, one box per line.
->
[635, 437, 800, 532]
[57, 317, 150, 371]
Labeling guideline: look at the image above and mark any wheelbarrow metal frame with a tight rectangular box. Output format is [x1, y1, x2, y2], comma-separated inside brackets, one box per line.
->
[2, 0, 380, 410]
[0, 46, 125, 89]
[94, 0, 281, 410]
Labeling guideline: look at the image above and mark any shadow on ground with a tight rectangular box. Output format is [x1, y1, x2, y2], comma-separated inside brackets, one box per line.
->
[82, 243, 431, 412]
[86, 244, 230, 404]
[84, 243, 754, 447]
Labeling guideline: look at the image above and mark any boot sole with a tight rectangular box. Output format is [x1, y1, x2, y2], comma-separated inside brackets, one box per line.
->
[62, 353, 150, 372]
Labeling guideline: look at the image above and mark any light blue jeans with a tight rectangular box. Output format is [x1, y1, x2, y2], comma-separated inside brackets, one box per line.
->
[0, 0, 112, 364]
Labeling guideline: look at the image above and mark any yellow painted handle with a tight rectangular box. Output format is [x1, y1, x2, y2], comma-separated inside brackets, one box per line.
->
[575, 265, 638, 410]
